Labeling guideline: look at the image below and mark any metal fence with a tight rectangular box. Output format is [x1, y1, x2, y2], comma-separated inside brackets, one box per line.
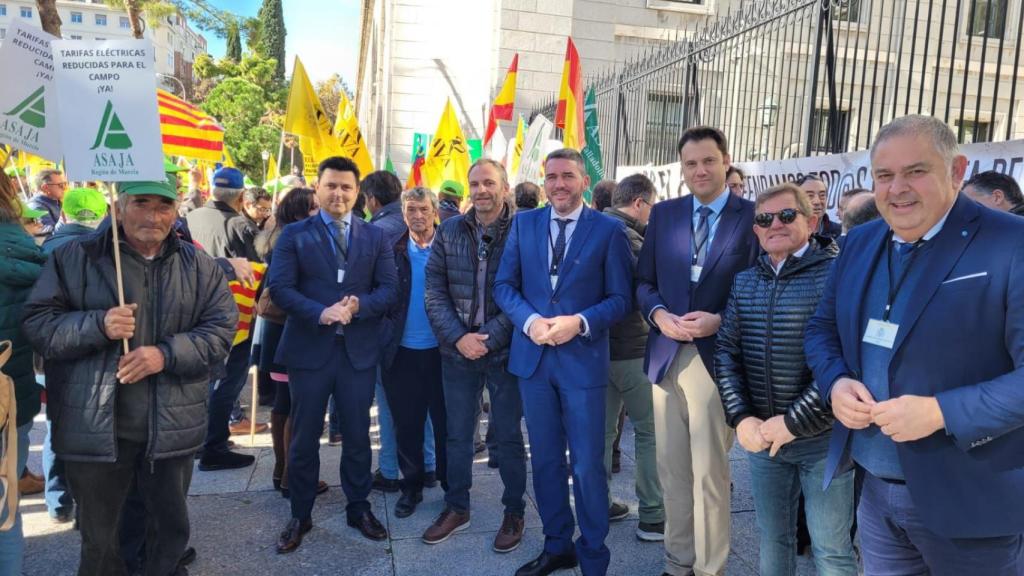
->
[531, 0, 1024, 177]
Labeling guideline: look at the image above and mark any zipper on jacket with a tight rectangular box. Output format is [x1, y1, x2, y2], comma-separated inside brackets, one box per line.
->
[145, 260, 161, 466]
[765, 276, 778, 416]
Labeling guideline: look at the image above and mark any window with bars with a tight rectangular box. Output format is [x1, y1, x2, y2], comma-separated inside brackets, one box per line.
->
[955, 119, 992, 143]
[645, 92, 684, 159]
[834, 0, 864, 23]
[968, 0, 1008, 39]
[809, 108, 851, 153]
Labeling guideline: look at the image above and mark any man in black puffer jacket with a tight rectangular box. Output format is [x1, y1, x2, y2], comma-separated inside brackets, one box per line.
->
[21, 179, 237, 576]
[422, 158, 526, 553]
[714, 183, 857, 576]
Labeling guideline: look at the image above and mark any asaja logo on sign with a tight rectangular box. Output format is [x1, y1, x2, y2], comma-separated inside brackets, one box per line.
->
[90, 100, 136, 172]
[5, 86, 46, 128]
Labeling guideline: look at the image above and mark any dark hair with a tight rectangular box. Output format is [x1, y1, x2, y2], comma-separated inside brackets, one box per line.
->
[361, 170, 403, 206]
[244, 187, 272, 204]
[514, 182, 540, 210]
[794, 173, 823, 186]
[257, 187, 317, 259]
[842, 194, 882, 231]
[544, 148, 586, 174]
[963, 170, 1024, 207]
[591, 179, 617, 212]
[353, 190, 367, 219]
[613, 174, 655, 208]
[677, 126, 729, 156]
[0, 170, 19, 224]
[726, 166, 745, 180]
[841, 187, 872, 199]
[317, 156, 361, 182]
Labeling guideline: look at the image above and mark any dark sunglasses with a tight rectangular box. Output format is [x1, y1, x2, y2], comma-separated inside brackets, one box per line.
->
[754, 208, 800, 228]
[477, 234, 494, 261]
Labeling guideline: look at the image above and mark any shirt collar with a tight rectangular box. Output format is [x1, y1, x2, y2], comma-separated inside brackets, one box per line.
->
[550, 202, 584, 222]
[891, 203, 954, 244]
[772, 242, 810, 275]
[320, 208, 353, 229]
[408, 233, 434, 251]
[695, 188, 730, 215]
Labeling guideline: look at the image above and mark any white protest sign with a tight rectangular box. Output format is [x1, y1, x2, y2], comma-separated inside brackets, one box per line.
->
[52, 39, 164, 181]
[515, 114, 553, 186]
[0, 21, 61, 161]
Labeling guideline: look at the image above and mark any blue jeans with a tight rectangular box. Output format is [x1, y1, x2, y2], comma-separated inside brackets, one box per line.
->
[0, 423, 32, 574]
[859, 471, 1024, 575]
[442, 358, 526, 516]
[374, 378, 436, 480]
[43, 421, 73, 517]
[204, 338, 252, 453]
[748, 433, 857, 576]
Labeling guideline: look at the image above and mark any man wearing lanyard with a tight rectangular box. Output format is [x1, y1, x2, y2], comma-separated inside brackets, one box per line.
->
[806, 115, 1024, 574]
[636, 126, 759, 576]
[270, 156, 398, 552]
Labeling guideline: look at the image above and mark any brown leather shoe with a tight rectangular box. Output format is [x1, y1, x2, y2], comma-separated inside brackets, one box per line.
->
[347, 511, 387, 541]
[230, 418, 269, 436]
[18, 471, 43, 496]
[276, 518, 313, 554]
[493, 512, 524, 553]
[422, 507, 471, 544]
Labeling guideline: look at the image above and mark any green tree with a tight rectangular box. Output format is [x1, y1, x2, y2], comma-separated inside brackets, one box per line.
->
[256, 0, 286, 80]
[226, 20, 242, 62]
[315, 74, 355, 127]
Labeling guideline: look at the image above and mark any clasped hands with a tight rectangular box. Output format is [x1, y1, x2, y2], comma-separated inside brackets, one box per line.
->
[652, 309, 720, 342]
[737, 416, 795, 457]
[103, 304, 165, 385]
[319, 295, 360, 326]
[829, 377, 945, 443]
[528, 315, 582, 347]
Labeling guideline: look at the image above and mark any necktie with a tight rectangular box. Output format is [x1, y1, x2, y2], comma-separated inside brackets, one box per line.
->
[694, 206, 712, 266]
[333, 219, 349, 264]
[551, 218, 571, 275]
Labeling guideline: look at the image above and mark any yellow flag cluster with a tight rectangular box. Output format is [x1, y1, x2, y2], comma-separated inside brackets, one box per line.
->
[422, 100, 471, 194]
[284, 57, 374, 182]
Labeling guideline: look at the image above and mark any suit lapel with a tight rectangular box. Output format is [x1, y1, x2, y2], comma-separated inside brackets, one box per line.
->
[311, 217, 337, 272]
[843, 224, 890, 372]
[891, 196, 980, 355]
[699, 193, 740, 284]
[535, 207, 553, 295]
[554, 206, 595, 293]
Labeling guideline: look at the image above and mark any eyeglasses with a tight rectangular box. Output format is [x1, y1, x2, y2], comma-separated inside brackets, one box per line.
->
[754, 208, 800, 228]
[45, 181, 69, 189]
[477, 234, 493, 261]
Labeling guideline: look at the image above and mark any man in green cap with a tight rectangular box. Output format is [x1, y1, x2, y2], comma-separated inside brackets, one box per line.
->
[41, 187, 109, 254]
[19, 202, 47, 241]
[22, 177, 238, 576]
[439, 179, 465, 222]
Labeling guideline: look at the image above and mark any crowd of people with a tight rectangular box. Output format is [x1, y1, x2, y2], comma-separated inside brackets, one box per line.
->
[0, 113, 1021, 576]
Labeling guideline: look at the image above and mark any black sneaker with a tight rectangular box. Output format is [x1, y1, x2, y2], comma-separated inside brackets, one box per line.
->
[636, 521, 665, 542]
[423, 471, 438, 488]
[608, 501, 630, 521]
[198, 450, 255, 471]
[372, 469, 400, 493]
[394, 491, 423, 518]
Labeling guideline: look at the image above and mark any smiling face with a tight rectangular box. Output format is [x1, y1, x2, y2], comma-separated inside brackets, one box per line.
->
[543, 157, 588, 215]
[680, 138, 730, 203]
[753, 192, 811, 263]
[469, 162, 508, 218]
[315, 168, 359, 219]
[871, 133, 967, 241]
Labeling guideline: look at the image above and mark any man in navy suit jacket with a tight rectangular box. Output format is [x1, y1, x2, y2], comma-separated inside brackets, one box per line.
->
[805, 115, 1024, 574]
[495, 149, 632, 576]
[636, 127, 759, 576]
[268, 156, 398, 553]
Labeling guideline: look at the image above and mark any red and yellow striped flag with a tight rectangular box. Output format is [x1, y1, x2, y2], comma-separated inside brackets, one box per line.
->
[555, 38, 585, 151]
[158, 89, 225, 162]
[484, 54, 518, 147]
[229, 262, 267, 346]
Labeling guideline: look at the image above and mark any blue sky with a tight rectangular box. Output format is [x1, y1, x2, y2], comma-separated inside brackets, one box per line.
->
[202, 0, 360, 85]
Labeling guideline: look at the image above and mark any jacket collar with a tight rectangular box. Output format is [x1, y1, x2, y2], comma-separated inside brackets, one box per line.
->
[603, 206, 645, 235]
[371, 201, 402, 223]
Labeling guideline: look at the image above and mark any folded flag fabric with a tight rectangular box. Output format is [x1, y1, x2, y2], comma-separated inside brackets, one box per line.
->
[158, 89, 225, 162]
[229, 262, 267, 346]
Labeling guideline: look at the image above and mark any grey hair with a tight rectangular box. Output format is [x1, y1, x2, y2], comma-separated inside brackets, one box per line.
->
[401, 186, 438, 211]
[212, 186, 243, 203]
[871, 115, 959, 167]
[34, 168, 63, 191]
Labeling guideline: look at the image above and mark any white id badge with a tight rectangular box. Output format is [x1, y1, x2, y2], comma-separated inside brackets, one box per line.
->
[337, 269, 346, 284]
[690, 265, 703, 283]
[863, 319, 899, 349]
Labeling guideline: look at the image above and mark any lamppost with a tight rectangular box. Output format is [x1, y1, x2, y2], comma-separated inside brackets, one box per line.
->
[156, 72, 186, 98]
[757, 96, 779, 161]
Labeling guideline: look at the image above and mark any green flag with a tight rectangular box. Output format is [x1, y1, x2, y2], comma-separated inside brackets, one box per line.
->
[581, 87, 604, 204]
[385, 155, 396, 174]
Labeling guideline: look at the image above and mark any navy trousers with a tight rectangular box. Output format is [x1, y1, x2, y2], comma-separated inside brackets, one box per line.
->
[519, 347, 610, 576]
[287, 337, 376, 521]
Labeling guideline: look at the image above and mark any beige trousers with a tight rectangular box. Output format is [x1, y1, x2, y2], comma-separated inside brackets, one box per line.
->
[653, 344, 734, 576]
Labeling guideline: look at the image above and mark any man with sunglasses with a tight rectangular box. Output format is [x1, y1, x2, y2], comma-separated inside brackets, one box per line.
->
[637, 126, 760, 576]
[715, 183, 856, 575]
[27, 168, 67, 238]
[422, 158, 527, 553]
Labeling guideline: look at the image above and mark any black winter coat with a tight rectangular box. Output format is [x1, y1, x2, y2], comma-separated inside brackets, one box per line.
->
[425, 203, 514, 366]
[21, 229, 237, 462]
[714, 242, 836, 438]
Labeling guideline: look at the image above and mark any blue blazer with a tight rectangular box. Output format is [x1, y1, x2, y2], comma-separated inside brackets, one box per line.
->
[805, 194, 1024, 538]
[494, 206, 633, 382]
[636, 193, 759, 383]
[268, 214, 398, 372]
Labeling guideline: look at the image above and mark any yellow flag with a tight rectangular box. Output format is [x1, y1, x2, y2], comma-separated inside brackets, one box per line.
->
[266, 153, 279, 182]
[284, 57, 335, 143]
[334, 90, 374, 177]
[221, 149, 236, 168]
[298, 136, 320, 183]
[422, 100, 471, 193]
[509, 115, 525, 176]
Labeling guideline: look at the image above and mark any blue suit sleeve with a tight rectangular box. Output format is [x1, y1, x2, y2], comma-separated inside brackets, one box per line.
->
[579, 223, 632, 335]
[637, 203, 668, 327]
[355, 231, 398, 319]
[494, 215, 537, 331]
[266, 225, 326, 327]
[805, 252, 851, 406]
[937, 240, 1024, 450]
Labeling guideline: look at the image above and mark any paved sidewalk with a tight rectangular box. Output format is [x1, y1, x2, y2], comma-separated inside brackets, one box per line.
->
[22, 385, 819, 576]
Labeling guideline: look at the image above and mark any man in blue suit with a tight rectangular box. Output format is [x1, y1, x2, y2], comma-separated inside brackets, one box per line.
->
[805, 114, 1024, 574]
[636, 126, 759, 576]
[269, 156, 398, 553]
[495, 148, 633, 576]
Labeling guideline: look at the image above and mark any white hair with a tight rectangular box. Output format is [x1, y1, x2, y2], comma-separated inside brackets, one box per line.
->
[871, 115, 960, 167]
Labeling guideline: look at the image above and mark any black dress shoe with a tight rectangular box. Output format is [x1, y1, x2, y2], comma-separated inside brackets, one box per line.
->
[347, 510, 388, 541]
[276, 518, 313, 554]
[515, 551, 578, 576]
[423, 471, 438, 488]
[394, 491, 423, 518]
[178, 547, 196, 567]
[372, 469, 401, 493]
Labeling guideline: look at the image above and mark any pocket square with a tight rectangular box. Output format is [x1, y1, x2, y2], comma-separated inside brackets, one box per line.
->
[942, 272, 987, 285]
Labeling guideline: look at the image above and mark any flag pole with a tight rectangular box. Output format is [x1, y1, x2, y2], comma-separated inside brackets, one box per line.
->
[5, 149, 30, 201]
[249, 364, 259, 447]
[271, 130, 286, 210]
[106, 182, 131, 356]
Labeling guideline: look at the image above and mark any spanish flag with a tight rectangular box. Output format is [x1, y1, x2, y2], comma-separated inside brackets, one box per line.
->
[483, 54, 518, 147]
[157, 89, 225, 162]
[555, 38, 585, 151]
[229, 262, 267, 346]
